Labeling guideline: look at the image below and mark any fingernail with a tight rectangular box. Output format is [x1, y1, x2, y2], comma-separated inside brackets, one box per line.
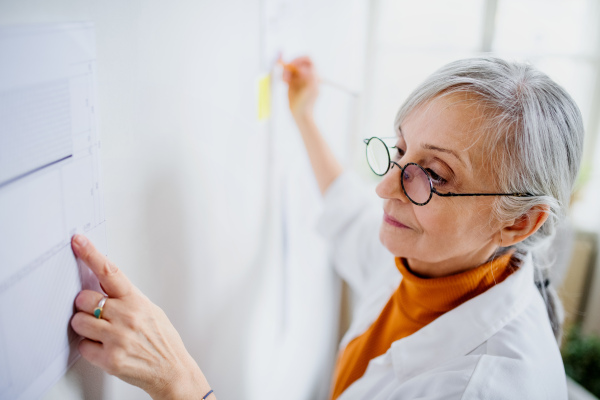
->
[74, 234, 88, 248]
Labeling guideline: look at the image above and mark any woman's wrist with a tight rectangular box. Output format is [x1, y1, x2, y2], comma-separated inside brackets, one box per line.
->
[149, 358, 213, 400]
[293, 111, 318, 137]
[292, 108, 315, 124]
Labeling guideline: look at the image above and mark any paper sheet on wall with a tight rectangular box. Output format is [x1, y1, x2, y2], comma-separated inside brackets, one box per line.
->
[0, 22, 107, 399]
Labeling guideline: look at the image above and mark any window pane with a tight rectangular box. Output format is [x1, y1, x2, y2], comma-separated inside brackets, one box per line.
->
[494, 0, 600, 57]
[376, 0, 485, 51]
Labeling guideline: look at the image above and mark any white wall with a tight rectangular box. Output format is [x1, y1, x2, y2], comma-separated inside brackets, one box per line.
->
[0, 1, 368, 399]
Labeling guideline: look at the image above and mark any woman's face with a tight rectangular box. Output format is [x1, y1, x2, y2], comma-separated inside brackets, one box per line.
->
[376, 93, 505, 277]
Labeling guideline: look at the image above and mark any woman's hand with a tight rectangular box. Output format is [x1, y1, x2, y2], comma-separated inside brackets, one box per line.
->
[70, 234, 213, 400]
[282, 56, 319, 119]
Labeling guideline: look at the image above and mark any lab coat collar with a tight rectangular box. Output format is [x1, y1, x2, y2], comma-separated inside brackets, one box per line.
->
[390, 253, 535, 383]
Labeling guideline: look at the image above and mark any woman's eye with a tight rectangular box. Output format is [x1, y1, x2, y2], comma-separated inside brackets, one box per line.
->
[393, 147, 405, 159]
[427, 169, 448, 186]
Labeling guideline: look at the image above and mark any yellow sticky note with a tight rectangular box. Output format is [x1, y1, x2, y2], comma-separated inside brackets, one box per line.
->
[258, 74, 271, 121]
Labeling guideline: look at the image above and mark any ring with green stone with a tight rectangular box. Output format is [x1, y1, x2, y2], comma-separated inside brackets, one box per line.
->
[93, 296, 108, 319]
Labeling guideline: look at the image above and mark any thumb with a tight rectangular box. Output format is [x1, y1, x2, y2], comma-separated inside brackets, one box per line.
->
[71, 234, 132, 298]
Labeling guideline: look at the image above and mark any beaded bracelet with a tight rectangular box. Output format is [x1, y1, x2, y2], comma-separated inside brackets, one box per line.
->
[202, 389, 214, 399]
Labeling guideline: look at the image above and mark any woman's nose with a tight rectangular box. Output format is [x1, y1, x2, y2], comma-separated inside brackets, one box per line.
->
[375, 163, 410, 203]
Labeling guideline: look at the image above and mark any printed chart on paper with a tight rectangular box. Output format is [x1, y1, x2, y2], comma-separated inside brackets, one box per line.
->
[0, 22, 107, 399]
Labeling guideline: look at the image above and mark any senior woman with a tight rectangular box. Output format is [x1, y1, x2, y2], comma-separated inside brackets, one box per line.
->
[70, 56, 583, 399]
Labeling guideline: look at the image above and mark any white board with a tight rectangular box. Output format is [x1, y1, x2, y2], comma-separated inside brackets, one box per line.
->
[0, 2, 368, 399]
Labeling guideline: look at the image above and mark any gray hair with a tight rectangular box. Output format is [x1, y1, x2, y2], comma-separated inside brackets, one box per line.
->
[393, 56, 584, 342]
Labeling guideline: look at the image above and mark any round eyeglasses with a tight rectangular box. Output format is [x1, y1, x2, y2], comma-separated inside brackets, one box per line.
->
[364, 136, 535, 206]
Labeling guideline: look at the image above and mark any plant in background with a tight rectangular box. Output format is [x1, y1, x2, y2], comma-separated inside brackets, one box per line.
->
[562, 324, 600, 397]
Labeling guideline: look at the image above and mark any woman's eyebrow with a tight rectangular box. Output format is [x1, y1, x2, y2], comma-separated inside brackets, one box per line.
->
[422, 143, 467, 168]
[398, 126, 467, 168]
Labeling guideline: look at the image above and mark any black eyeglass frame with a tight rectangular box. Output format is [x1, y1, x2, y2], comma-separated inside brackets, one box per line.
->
[364, 136, 535, 206]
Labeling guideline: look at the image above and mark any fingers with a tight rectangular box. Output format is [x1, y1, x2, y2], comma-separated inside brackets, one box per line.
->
[283, 66, 314, 88]
[282, 56, 314, 79]
[75, 290, 114, 321]
[290, 56, 313, 66]
[78, 339, 107, 370]
[71, 235, 132, 298]
[289, 57, 313, 77]
[71, 311, 111, 342]
[79, 339, 124, 378]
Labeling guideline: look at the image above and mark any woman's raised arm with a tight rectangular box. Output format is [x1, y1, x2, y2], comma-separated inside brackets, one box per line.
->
[70, 234, 215, 400]
[282, 56, 343, 196]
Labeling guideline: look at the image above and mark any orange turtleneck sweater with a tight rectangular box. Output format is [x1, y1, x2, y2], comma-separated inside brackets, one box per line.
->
[330, 252, 516, 400]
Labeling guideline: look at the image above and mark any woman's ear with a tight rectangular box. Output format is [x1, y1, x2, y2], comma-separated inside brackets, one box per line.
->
[499, 205, 550, 247]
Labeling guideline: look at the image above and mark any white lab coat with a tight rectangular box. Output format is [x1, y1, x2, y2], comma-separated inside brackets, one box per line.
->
[316, 173, 568, 400]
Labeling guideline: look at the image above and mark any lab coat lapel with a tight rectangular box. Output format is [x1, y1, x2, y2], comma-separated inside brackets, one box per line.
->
[390, 254, 535, 383]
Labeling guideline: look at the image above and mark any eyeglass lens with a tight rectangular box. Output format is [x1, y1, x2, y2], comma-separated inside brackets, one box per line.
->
[366, 137, 390, 175]
[366, 138, 432, 205]
[402, 164, 431, 204]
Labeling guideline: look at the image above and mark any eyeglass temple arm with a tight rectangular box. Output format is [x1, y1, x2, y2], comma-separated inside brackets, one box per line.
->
[369, 145, 537, 198]
[432, 189, 535, 198]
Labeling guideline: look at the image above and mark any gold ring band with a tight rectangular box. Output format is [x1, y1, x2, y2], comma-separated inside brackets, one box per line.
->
[93, 296, 108, 319]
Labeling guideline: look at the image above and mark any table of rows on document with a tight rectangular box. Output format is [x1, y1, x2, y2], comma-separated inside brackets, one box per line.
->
[0, 22, 107, 399]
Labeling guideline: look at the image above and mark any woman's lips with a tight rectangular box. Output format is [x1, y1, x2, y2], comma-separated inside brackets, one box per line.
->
[383, 212, 410, 229]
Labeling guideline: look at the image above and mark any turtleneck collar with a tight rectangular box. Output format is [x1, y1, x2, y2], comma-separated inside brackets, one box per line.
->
[394, 251, 516, 317]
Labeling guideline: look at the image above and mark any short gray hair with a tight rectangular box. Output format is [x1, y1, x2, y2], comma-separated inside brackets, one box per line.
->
[393, 56, 584, 341]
